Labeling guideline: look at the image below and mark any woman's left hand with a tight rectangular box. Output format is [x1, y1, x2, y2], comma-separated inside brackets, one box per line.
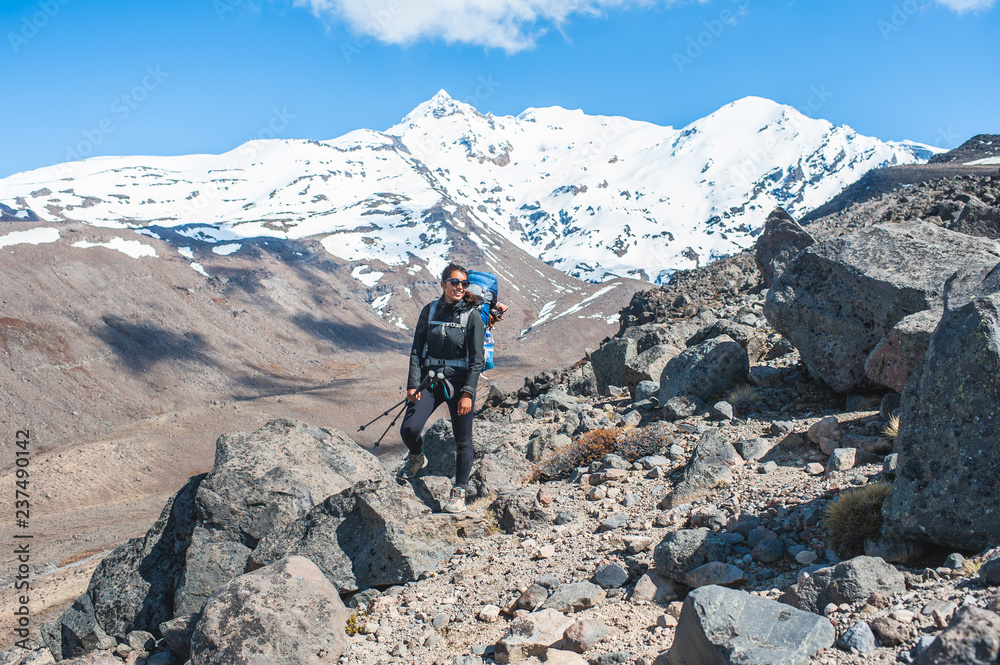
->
[458, 394, 472, 416]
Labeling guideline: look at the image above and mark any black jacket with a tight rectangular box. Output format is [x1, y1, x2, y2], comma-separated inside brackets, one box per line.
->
[407, 297, 485, 396]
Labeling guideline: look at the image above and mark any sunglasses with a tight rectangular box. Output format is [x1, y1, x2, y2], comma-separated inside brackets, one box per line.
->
[444, 278, 470, 288]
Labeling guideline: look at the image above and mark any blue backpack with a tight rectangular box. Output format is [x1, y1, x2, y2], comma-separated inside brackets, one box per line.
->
[467, 271, 500, 370]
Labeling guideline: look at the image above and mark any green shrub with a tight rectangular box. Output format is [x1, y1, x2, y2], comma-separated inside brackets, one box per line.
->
[725, 384, 763, 414]
[822, 482, 893, 558]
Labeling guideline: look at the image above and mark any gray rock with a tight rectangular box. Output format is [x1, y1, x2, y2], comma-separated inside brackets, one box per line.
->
[630, 571, 678, 605]
[837, 620, 877, 654]
[659, 585, 835, 665]
[751, 538, 785, 563]
[654, 529, 733, 582]
[490, 487, 550, 534]
[755, 207, 816, 286]
[944, 553, 966, 570]
[880, 392, 901, 419]
[658, 335, 750, 404]
[662, 395, 708, 421]
[840, 433, 893, 455]
[45, 594, 112, 661]
[779, 556, 905, 614]
[709, 401, 734, 421]
[882, 292, 1000, 551]
[883, 453, 899, 475]
[733, 438, 770, 461]
[468, 444, 536, 499]
[561, 618, 609, 653]
[158, 614, 200, 661]
[541, 582, 607, 614]
[682, 562, 747, 589]
[827, 447, 856, 472]
[84, 475, 203, 640]
[979, 557, 1000, 585]
[189, 556, 349, 665]
[865, 309, 941, 393]
[527, 387, 579, 418]
[495, 609, 575, 664]
[949, 196, 1000, 240]
[807, 416, 839, 444]
[125, 630, 155, 651]
[763, 221, 1000, 393]
[913, 606, 1000, 665]
[590, 338, 638, 396]
[661, 430, 741, 508]
[687, 321, 768, 364]
[592, 563, 629, 589]
[625, 344, 681, 395]
[249, 479, 467, 593]
[596, 513, 629, 533]
[174, 420, 386, 615]
[513, 584, 549, 611]
[635, 380, 660, 403]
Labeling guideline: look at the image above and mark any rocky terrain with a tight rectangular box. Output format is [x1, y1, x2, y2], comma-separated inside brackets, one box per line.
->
[4, 160, 1000, 664]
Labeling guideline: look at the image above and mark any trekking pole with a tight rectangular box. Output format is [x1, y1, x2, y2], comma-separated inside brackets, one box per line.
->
[359, 371, 444, 448]
[371, 402, 408, 449]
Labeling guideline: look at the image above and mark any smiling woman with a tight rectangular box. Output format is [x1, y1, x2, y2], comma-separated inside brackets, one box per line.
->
[397, 261, 485, 514]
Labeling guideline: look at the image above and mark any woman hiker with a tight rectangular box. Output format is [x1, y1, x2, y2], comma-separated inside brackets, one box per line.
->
[399, 262, 485, 514]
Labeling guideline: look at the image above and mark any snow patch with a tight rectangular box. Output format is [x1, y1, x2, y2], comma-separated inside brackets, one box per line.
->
[212, 243, 241, 255]
[72, 237, 157, 259]
[0, 227, 59, 248]
[351, 264, 384, 287]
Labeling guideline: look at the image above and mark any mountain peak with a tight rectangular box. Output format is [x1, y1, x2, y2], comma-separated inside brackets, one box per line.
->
[391, 89, 482, 131]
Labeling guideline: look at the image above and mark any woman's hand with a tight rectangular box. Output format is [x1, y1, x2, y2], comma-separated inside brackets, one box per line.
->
[458, 393, 472, 416]
[407, 388, 420, 403]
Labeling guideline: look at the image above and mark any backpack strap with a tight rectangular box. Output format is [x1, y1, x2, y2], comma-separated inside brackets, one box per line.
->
[421, 302, 472, 369]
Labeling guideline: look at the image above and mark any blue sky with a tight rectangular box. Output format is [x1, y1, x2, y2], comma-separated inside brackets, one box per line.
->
[1, 0, 997, 178]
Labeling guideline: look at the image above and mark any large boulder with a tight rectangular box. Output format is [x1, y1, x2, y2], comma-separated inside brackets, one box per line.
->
[763, 221, 1000, 393]
[248, 478, 470, 593]
[624, 344, 681, 395]
[754, 207, 816, 286]
[881, 292, 1000, 550]
[590, 338, 637, 395]
[468, 443, 536, 498]
[189, 556, 349, 665]
[658, 335, 749, 405]
[660, 430, 742, 508]
[864, 309, 940, 392]
[912, 606, 1000, 665]
[72, 420, 385, 643]
[654, 529, 733, 582]
[779, 556, 905, 614]
[949, 196, 1000, 241]
[658, 585, 835, 665]
[175, 419, 386, 615]
[686, 321, 768, 364]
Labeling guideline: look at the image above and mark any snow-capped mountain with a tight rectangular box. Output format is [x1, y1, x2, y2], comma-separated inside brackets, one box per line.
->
[0, 92, 939, 284]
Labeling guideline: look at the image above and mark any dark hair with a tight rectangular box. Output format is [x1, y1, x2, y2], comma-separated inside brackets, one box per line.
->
[462, 291, 478, 306]
[440, 263, 468, 281]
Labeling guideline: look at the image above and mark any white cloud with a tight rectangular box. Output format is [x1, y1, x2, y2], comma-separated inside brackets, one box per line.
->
[294, 0, 676, 52]
[935, 0, 996, 13]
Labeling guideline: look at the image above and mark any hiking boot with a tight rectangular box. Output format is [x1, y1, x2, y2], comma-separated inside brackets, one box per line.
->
[442, 487, 467, 514]
[402, 453, 427, 478]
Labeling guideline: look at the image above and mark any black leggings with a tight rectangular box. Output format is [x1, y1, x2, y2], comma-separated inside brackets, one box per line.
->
[399, 384, 474, 488]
